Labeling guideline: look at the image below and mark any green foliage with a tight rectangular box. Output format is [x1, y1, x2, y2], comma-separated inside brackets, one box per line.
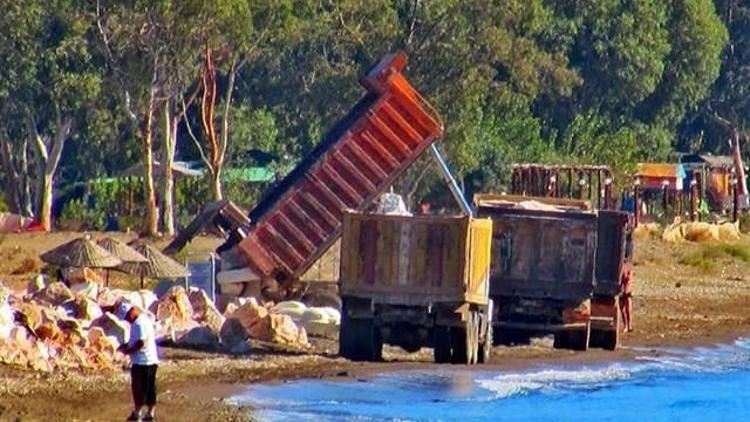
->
[679, 242, 750, 272]
[0, 0, 742, 227]
[58, 199, 105, 231]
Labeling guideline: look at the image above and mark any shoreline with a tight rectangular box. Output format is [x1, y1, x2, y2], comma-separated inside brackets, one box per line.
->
[184, 327, 750, 414]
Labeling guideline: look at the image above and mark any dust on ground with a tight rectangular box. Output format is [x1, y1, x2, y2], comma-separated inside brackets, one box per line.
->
[1, 233, 750, 421]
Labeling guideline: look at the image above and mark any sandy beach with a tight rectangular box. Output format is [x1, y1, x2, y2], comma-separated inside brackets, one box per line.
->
[1, 234, 750, 421]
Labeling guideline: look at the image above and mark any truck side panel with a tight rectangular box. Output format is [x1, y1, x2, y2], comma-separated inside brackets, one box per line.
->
[594, 210, 628, 296]
[230, 53, 444, 285]
[479, 209, 597, 300]
[340, 213, 491, 306]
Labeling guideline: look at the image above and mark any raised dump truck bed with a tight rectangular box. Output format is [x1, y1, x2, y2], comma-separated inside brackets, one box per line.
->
[339, 212, 493, 364]
[474, 194, 627, 351]
[220, 52, 443, 290]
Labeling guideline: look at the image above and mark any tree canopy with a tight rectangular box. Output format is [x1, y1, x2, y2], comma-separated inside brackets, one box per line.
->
[0, 0, 742, 227]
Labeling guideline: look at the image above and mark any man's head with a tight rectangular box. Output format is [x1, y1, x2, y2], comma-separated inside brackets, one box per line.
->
[115, 301, 138, 322]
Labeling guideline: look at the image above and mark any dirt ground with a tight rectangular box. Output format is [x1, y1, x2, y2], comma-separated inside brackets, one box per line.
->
[1, 232, 750, 421]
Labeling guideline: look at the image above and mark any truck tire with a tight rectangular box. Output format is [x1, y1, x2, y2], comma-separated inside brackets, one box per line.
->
[340, 299, 382, 362]
[553, 323, 590, 351]
[433, 325, 452, 364]
[494, 328, 531, 346]
[340, 317, 382, 361]
[591, 310, 619, 351]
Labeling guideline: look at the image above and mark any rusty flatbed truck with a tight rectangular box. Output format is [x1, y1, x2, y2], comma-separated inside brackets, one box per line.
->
[216, 52, 444, 298]
[339, 212, 493, 364]
[474, 194, 628, 351]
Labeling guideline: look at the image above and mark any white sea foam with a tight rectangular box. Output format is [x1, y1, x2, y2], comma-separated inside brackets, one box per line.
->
[477, 339, 750, 399]
[476, 365, 633, 398]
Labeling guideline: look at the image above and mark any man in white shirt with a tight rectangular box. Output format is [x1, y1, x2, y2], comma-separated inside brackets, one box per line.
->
[115, 301, 160, 421]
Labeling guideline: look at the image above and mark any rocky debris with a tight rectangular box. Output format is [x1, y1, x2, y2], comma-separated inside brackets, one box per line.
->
[70, 281, 99, 301]
[26, 275, 46, 296]
[98, 288, 157, 311]
[33, 282, 73, 306]
[226, 301, 310, 348]
[188, 288, 225, 336]
[150, 286, 193, 322]
[90, 313, 130, 345]
[2, 278, 313, 373]
[271, 301, 341, 339]
[71, 296, 103, 322]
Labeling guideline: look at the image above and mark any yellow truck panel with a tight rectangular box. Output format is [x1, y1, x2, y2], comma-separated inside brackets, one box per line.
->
[340, 213, 492, 306]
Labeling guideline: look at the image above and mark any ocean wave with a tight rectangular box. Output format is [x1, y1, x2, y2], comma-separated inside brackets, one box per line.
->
[476, 365, 633, 398]
[477, 339, 750, 399]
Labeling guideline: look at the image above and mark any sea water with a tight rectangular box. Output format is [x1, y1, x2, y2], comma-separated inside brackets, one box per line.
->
[231, 338, 750, 422]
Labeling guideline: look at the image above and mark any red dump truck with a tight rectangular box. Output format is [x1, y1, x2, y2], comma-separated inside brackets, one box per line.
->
[338, 212, 493, 364]
[474, 194, 628, 350]
[218, 52, 444, 298]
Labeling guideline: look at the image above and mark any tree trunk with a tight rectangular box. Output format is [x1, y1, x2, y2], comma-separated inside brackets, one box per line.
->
[161, 100, 176, 236]
[142, 89, 159, 236]
[39, 173, 53, 231]
[0, 134, 22, 214]
[731, 129, 747, 195]
[18, 140, 33, 217]
[26, 111, 70, 231]
[211, 167, 223, 201]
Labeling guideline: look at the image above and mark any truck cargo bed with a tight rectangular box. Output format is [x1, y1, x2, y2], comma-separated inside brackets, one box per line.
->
[221, 52, 444, 287]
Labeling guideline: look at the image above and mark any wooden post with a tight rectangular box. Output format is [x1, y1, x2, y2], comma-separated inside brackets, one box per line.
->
[733, 178, 739, 223]
[689, 178, 697, 222]
[662, 181, 669, 222]
[567, 168, 573, 198]
[511, 169, 519, 195]
[604, 175, 612, 210]
[634, 179, 641, 227]
[596, 170, 603, 209]
[555, 169, 561, 197]
[578, 173, 586, 199]
[587, 170, 593, 200]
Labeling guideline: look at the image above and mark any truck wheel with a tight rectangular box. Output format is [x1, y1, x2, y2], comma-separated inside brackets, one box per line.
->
[477, 320, 492, 364]
[554, 324, 590, 351]
[495, 328, 531, 346]
[433, 325, 452, 364]
[340, 315, 382, 361]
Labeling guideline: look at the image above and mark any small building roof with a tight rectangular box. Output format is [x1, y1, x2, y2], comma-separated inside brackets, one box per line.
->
[680, 153, 734, 168]
[636, 163, 687, 179]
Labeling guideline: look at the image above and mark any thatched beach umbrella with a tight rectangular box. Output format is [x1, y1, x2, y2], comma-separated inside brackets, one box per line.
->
[96, 237, 148, 286]
[118, 244, 191, 288]
[41, 236, 122, 269]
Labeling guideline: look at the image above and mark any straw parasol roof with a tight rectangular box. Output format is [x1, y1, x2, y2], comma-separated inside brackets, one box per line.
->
[96, 238, 148, 263]
[40, 236, 122, 268]
[119, 244, 191, 280]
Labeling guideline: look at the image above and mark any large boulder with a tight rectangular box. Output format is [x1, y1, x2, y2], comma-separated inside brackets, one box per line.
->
[226, 301, 309, 348]
[71, 296, 103, 321]
[150, 286, 193, 322]
[156, 318, 200, 344]
[34, 282, 73, 306]
[174, 326, 219, 348]
[70, 281, 99, 301]
[26, 275, 46, 296]
[219, 318, 248, 348]
[188, 289, 225, 335]
[98, 288, 157, 311]
[90, 313, 129, 345]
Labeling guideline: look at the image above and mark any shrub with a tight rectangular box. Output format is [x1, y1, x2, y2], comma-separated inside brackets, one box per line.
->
[678, 242, 750, 273]
[58, 199, 105, 231]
